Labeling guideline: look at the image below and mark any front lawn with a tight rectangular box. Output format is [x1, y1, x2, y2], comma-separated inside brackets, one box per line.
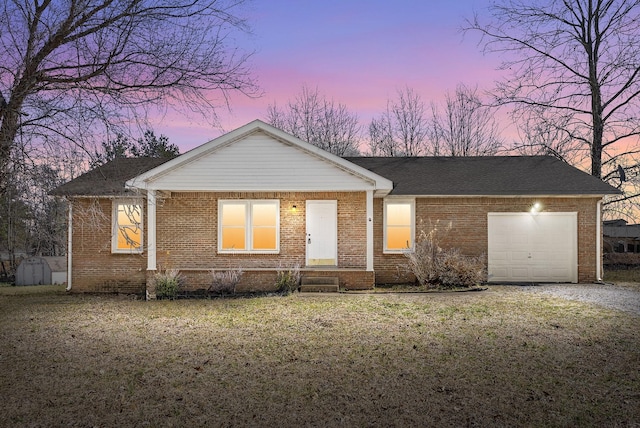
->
[0, 287, 638, 426]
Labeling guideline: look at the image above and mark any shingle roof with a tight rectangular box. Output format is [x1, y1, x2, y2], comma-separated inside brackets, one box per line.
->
[345, 156, 620, 196]
[52, 155, 620, 197]
[50, 157, 171, 197]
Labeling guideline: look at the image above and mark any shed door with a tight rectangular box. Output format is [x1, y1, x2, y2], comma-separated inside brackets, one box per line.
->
[306, 200, 337, 266]
[488, 213, 577, 283]
[17, 258, 47, 286]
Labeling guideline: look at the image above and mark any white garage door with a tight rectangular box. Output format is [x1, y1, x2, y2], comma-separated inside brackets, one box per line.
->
[488, 213, 577, 283]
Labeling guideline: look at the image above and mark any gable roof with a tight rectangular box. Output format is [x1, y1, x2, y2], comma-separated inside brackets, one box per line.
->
[50, 157, 171, 197]
[346, 156, 620, 196]
[51, 122, 620, 198]
[126, 120, 394, 194]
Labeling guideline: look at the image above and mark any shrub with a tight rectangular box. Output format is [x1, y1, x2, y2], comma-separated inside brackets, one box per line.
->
[404, 222, 486, 289]
[154, 268, 184, 299]
[275, 264, 301, 295]
[404, 227, 442, 287]
[438, 248, 486, 289]
[209, 268, 243, 294]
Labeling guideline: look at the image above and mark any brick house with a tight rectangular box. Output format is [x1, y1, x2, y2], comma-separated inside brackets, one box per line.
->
[52, 120, 619, 297]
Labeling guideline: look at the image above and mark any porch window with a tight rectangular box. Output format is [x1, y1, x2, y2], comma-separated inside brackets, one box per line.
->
[112, 201, 143, 253]
[219, 200, 279, 253]
[384, 199, 414, 252]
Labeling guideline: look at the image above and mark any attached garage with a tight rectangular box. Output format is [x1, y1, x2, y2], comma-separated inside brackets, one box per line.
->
[488, 212, 577, 283]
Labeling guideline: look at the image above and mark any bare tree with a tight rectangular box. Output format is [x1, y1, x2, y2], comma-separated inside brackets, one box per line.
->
[466, 0, 640, 208]
[25, 164, 67, 257]
[513, 107, 583, 164]
[368, 109, 396, 156]
[429, 84, 503, 156]
[0, 0, 258, 195]
[368, 87, 429, 156]
[0, 165, 31, 273]
[266, 86, 361, 156]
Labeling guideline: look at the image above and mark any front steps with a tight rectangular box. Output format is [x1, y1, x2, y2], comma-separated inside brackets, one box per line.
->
[299, 276, 339, 293]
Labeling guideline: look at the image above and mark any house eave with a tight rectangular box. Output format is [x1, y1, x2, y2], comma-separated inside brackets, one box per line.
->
[58, 193, 144, 199]
[124, 186, 390, 197]
[382, 193, 616, 198]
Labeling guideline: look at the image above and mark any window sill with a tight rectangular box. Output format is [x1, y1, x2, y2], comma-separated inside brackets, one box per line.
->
[383, 249, 412, 255]
[217, 250, 280, 255]
[112, 249, 144, 254]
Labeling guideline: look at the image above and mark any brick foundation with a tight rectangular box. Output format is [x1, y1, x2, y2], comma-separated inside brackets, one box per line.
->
[147, 268, 374, 296]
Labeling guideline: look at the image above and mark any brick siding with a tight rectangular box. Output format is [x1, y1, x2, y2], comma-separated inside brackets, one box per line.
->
[70, 198, 146, 293]
[70, 194, 602, 294]
[374, 196, 600, 284]
[71, 192, 372, 294]
[154, 191, 366, 269]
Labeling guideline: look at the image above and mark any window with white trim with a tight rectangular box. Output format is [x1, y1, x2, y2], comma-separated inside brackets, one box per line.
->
[219, 200, 279, 253]
[384, 199, 415, 252]
[112, 200, 143, 253]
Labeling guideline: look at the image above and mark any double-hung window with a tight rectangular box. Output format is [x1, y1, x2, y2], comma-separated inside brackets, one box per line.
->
[219, 200, 279, 253]
[384, 199, 415, 253]
[112, 200, 143, 253]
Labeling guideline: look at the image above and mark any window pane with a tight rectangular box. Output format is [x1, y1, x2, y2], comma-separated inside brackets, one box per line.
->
[387, 203, 411, 226]
[116, 204, 142, 250]
[117, 226, 141, 250]
[222, 203, 246, 227]
[252, 228, 276, 250]
[222, 227, 246, 250]
[252, 203, 277, 227]
[219, 200, 278, 252]
[387, 226, 411, 250]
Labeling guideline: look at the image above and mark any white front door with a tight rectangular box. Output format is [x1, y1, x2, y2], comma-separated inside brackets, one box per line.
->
[306, 200, 337, 266]
[488, 212, 578, 283]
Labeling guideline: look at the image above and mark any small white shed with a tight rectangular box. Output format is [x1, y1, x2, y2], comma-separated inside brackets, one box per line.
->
[15, 256, 67, 286]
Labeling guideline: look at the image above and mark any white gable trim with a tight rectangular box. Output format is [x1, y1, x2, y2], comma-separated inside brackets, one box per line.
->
[126, 120, 393, 194]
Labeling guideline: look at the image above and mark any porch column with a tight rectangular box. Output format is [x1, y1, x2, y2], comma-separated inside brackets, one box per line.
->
[596, 199, 602, 282]
[66, 200, 72, 291]
[366, 190, 374, 271]
[147, 190, 157, 271]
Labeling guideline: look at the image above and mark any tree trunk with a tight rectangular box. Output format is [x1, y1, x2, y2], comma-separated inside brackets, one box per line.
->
[0, 111, 19, 196]
[587, 9, 604, 180]
[591, 115, 603, 179]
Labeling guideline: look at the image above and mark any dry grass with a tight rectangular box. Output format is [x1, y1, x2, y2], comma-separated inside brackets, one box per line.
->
[1, 287, 638, 427]
[0, 284, 66, 295]
[604, 268, 640, 284]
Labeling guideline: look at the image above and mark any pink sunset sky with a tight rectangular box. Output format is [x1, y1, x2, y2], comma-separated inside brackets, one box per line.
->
[152, 0, 506, 152]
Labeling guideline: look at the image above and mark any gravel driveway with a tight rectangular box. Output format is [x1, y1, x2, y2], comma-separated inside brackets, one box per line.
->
[517, 283, 640, 315]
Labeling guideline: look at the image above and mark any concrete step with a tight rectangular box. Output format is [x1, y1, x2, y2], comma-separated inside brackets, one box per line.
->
[299, 276, 339, 293]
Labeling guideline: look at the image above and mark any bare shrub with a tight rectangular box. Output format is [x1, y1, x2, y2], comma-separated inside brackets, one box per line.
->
[209, 268, 243, 294]
[404, 222, 486, 289]
[403, 221, 451, 287]
[603, 252, 640, 267]
[275, 264, 301, 295]
[438, 249, 487, 289]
